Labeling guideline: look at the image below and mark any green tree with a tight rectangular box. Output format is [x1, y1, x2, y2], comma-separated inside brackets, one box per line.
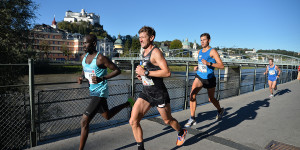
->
[170, 39, 182, 49]
[124, 39, 132, 52]
[0, 1, 38, 149]
[131, 35, 141, 53]
[61, 44, 71, 60]
[39, 41, 50, 59]
[0, 0, 37, 89]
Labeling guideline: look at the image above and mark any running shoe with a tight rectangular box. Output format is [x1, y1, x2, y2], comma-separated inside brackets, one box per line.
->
[216, 108, 224, 121]
[184, 117, 196, 127]
[176, 129, 187, 146]
[269, 94, 273, 98]
[127, 97, 135, 107]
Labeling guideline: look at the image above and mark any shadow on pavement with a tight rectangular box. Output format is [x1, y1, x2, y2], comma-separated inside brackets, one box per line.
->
[179, 98, 271, 148]
[274, 88, 291, 97]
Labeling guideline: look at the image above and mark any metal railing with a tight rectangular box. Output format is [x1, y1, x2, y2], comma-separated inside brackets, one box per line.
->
[0, 59, 299, 149]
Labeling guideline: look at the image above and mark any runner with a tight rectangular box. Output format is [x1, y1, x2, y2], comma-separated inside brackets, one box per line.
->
[184, 33, 225, 128]
[264, 58, 281, 98]
[129, 26, 187, 150]
[78, 34, 135, 150]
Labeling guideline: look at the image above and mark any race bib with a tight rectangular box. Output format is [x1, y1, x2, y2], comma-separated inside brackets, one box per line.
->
[198, 63, 207, 73]
[269, 70, 275, 75]
[141, 76, 154, 86]
[84, 69, 96, 84]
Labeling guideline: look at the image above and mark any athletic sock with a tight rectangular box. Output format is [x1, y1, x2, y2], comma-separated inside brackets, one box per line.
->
[178, 129, 184, 136]
[137, 142, 145, 150]
[191, 116, 195, 120]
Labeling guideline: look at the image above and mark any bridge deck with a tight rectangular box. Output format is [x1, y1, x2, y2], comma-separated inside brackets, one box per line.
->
[27, 80, 300, 150]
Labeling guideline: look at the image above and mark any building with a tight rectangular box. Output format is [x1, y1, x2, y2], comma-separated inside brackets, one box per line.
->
[182, 38, 191, 49]
[97, 37, 114, 57]
[245, 49, 257, 54]
[64, 9, 100, 25]
[31, 23, 85, 61]
[114, 34, 124, 55]
[193, 40, 197, 49]
[51, 15, 57, 29]
[160, 43, 170, 57]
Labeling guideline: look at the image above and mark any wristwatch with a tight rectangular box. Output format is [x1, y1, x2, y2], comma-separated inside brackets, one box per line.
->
[144, 70, 149, 76]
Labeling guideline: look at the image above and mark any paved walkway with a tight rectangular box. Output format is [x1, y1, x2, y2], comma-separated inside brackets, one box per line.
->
[27, 80, 300, 150]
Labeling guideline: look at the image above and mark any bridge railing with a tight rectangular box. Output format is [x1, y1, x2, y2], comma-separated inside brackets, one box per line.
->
[0, 59, 299, 149]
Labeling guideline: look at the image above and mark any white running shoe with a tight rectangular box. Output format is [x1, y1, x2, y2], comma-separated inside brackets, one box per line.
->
[184, 117, 196, 127]
[269, 94, 274, 98]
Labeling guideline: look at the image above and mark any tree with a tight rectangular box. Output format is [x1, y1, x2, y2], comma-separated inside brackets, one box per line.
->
[170, 39, 182, 49]
[131, 35, 141, 53]
[124, 39, 132, 52]
[61, 44, 71, 60]
[39, 41, 50, 59]
[0, 0, 37, 89]
[0, 1, 38, 149]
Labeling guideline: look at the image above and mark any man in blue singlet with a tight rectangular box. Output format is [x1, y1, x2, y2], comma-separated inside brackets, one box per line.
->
[129, 26, 187, 150]
[185, 33, 225, 128]
[264, 58, 281, 98]
[77, 34, 135, 150]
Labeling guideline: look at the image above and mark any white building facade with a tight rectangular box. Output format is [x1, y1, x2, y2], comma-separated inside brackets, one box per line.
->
[64, 9, 100, 25]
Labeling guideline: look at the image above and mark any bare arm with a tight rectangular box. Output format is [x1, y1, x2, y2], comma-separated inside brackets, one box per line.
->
[136, 48, 171, 78]
[194, 50, 200, 71]
[98, 54, 121, 79]
[202, 49, 224, 69]
[91, 54, 121, 84]
[78, 54, 86, 84]
[264, 66, 269, 75]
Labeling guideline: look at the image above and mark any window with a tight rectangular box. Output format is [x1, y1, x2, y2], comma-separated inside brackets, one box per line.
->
[58, 47, 60, 50]
[53, 47, 55, 50]
[53, 41, 55, 44]
[48, 35, 50, 38]
[53, 35, 55, 39]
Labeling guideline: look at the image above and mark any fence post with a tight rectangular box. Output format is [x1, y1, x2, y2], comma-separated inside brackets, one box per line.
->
[253, 65, 257, 91]
[280, 65, 283, 84]
[131, 60, 135, 97]
[287, 65, 289, 82]
[217, 68, 221, 100]
[238, 65, 242, 95]
[29, 59, 37, 147]
[184, 62, 189, 110]
[290, 65, 293, 81]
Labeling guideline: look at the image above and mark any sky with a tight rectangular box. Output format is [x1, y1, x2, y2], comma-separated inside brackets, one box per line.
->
[33, 0, 300, 52]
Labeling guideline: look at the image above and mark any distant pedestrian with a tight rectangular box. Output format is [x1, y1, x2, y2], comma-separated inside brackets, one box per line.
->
[184, 33, 225, 128]
[78, 34, 135, 150]
[264, 58, 281, 98]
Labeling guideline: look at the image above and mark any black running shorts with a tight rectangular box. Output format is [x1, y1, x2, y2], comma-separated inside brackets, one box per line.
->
[83, 96, 109, 118]
[195, 74, 216, 89]
[139, 86, 170, 108]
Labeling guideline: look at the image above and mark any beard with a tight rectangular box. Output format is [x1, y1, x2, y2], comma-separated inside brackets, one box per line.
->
[142, 43, 151, 49]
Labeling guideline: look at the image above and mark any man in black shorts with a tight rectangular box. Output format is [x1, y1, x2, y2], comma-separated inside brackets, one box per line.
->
[184, 33, 225, 128]
[78, 34, 135, 150]
[129, 26, 187, 150]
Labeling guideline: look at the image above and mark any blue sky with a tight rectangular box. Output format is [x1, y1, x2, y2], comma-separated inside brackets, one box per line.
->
[33, 0, 300, 52]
